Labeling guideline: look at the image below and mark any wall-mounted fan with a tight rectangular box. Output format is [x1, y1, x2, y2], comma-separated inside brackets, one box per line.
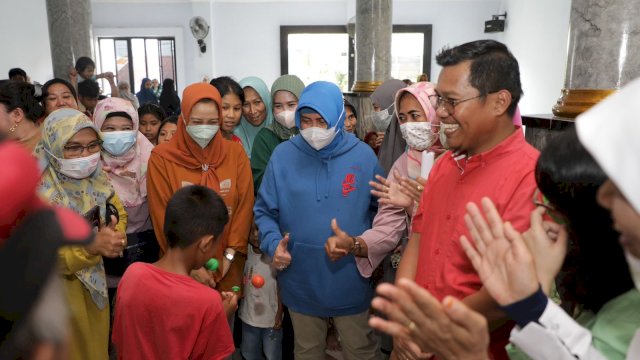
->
[189, 16, 210, 53]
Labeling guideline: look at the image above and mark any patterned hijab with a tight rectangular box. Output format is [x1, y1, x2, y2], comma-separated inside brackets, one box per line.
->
[93, 97, 154, 208]
[36, 108, 113, 310]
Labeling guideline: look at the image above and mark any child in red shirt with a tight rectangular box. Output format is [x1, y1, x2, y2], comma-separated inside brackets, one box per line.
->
[112, 185, 238, 359]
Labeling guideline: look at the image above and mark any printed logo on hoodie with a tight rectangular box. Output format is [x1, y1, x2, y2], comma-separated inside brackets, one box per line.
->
[342, 173, 356, 197]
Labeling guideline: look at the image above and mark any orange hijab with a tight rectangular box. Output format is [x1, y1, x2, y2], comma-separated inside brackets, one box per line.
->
[152, 83, 227, 191]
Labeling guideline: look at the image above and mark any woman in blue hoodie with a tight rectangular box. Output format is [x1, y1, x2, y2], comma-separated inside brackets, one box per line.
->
[254, 81, 383, 359]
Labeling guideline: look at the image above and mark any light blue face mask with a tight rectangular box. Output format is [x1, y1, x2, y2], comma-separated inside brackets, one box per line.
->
[101, 131, 137, 156]
[186, 125, 219, 148]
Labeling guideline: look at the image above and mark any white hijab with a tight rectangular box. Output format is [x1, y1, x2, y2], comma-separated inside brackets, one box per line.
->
[576, 77, 640, 214]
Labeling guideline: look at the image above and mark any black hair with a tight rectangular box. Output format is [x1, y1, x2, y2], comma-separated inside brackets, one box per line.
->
[8, 68, 27, 79]
[210, 76, 244, 104]
[344, 100, 357, 119]
[159, 115, 178, 133]
[436, 39, 522, 117]
[77, 80, 100, 99]
[164, 185, 229, 248]
[536, 127, 634, 313]
[41, 78, 77, 101]
[138, 103, 165, 122]
[0, 81, 44, 122]
[74, 57, 95, 73]
[105, 111, 132, 121]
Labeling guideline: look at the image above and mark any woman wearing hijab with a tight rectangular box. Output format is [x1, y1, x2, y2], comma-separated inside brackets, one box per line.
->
[328, 82, 441, 283]
[254, 81, 383, 359]
[250, 74, 305, 193]
[373, 79, 408, 175]
[146, 82, 254, 293]
[136, 78, 159, 106]
[36, 108, 128, 360]
[234, 77, 274, 158]
[159, 78, 181, 116]
[93, 97, 154, 233]
[117, 80, 140, 109]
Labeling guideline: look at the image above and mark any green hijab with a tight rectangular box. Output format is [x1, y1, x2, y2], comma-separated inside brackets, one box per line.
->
[234, 77, 273, 158]
[269, 74, 305, 140]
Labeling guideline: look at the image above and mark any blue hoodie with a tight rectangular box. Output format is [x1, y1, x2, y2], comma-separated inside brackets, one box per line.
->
[254, 81, 383, 317]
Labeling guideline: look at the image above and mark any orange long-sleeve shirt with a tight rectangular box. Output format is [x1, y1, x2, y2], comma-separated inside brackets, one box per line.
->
[146, 140, 254, 288]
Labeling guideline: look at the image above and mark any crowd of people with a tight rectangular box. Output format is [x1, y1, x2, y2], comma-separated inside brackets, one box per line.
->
[1, 38, 639, 360]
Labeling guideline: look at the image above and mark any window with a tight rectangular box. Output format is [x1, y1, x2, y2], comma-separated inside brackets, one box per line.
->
[97, 37, 177, 95]
[281, 25, 432, 92]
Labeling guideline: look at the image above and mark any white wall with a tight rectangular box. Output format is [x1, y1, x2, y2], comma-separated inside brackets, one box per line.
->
[92, 0, 500, 87]
[91, 1, 211, 95]
[0, 0, 570, 115]
[0, 0, 53, 83]
[495, 0, 571, 114]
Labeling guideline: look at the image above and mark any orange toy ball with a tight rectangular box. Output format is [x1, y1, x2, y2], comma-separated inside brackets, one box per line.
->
[251, 274, 265, 288]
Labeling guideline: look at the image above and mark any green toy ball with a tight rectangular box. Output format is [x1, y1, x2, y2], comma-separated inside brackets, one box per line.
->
[205, 258, 219, 272]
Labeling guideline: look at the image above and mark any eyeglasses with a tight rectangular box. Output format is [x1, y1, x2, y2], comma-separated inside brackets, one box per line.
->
[63, 141, 102, 156]
[429, 93, 492, 116]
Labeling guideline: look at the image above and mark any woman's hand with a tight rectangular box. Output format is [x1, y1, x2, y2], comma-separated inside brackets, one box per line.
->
[325, 219, 352, 261]
[272, 233, 291, 271]
[375, 132, 386, 148]
[86, 215, 126, 258]
[398, 175, 426, 205]
[522, 207, 568, 295]
[370, 171, 412, 210]
[460, 198, 539, 306]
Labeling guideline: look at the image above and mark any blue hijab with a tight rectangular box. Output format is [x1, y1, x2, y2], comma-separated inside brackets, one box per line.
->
[234, 76, 274, 157]
[136, 78, 158, 106]
[293, 81, 346, 156]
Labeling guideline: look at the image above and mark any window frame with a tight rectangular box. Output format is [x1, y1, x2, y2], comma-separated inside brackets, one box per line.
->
[97, 36, 178, 93]
[280, 24, 432, 90]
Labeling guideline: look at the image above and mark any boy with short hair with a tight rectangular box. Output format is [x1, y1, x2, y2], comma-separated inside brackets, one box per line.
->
[112, 185, 237, 360]
[77, 79, 100, 117]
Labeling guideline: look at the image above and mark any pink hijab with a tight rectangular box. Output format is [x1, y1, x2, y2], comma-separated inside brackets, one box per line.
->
[394, 81, 445, 156]
[93, 97, 154, 208]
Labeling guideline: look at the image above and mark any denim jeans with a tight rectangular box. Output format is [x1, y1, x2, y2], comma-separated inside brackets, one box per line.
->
[241, 321, 283, 360]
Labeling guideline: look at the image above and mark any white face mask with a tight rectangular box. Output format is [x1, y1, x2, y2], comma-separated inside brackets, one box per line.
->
[275, 110, 296, 129]
[372, 105, 394, 131]
[50, 152, 101, 179]
[101, 131, 136, 156]
[400, 122, 436, 151]
[300, 125, 338, 150]
[625, 250, 640, 292]
[186, 125, 219, 148]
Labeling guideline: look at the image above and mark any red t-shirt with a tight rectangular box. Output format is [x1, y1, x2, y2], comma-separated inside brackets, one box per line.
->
[112, 263, 234, 360]
[412, 129, 539, 359]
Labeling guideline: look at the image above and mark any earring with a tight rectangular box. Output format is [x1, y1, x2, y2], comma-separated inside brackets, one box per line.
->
[8, 123, 18, 133]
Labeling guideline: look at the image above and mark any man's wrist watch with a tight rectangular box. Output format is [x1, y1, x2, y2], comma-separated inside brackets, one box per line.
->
[224, 249, 236, 262]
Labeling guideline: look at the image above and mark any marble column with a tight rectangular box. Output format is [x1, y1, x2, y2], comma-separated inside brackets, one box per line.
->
[46, 0, 93, 80]
[552, 0, 640, 118]
[351, 0, 392, 92]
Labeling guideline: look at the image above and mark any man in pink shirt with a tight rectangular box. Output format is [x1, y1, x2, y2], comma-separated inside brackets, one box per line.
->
[395, 40, 539, 360]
